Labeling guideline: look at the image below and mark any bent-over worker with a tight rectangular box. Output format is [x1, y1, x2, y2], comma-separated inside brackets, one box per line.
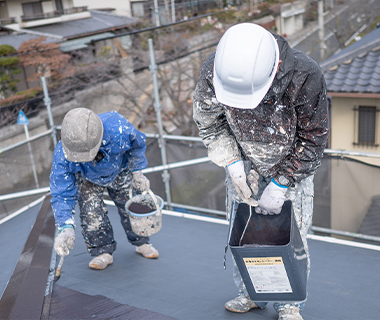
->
[51, 108, 159, 270]
[193, 23, 329, 320]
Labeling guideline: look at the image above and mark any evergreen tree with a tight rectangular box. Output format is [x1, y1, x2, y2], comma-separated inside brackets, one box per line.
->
[0, 45, 21, 98]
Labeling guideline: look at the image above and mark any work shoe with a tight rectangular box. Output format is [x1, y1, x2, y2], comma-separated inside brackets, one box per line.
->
[225, 295, 259, 313]
[89, 253, 113, 270]
[278, 307, 303, 320]
[136, 244, 159, 259]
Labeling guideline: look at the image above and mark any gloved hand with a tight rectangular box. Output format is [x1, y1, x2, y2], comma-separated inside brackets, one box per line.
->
[227, 160, 258, 207]
[54, 227, 75, 256]
[132, 170, 150, 192]
[256, 180, 288, 215]
[247, 169, 259, 196]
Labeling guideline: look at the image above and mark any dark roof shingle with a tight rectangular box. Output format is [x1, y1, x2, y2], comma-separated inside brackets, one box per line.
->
[323, 46, 380, 93]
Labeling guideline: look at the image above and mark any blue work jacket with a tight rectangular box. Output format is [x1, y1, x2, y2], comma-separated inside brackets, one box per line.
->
[50, 111, 148, 229]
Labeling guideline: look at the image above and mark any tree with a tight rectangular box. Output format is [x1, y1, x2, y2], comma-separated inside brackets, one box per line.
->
[0, 45, 21, 98]
[17, 37, 71, 83]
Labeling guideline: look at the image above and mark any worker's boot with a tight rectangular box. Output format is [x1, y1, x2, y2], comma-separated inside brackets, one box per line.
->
[89, 253, 113, 270]
[136, 243, 159, 259]
[225, 295, 259, 313]
[278, 307, 303, 320]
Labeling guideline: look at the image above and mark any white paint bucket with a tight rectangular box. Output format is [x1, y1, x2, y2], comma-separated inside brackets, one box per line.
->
[125, 189, 163, 237]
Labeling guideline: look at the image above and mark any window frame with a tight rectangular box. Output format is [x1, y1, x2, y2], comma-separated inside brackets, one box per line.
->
[353, 105, 379, 147]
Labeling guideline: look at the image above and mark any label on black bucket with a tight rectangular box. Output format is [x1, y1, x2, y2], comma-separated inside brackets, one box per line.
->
[243, 257, 292, 294]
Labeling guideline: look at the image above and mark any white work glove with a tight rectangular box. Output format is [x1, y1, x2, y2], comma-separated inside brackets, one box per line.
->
[54, 227, 75, 256]
[132, 170, 150, 192]
[227, 160, 258, 207]
[256, 180, 288, 215]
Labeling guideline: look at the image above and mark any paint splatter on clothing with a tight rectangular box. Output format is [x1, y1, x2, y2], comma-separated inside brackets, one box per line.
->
[77, 170, 149, 256]
[193, 33, 329, 186]
[50, 111, 148, 229]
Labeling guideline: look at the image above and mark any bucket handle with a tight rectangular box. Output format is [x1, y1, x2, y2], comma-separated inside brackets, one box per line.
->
[128, 188, 161, 213]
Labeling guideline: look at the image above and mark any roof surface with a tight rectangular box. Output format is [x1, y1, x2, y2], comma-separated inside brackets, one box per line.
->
[322, 27, 380, 93]
[28, 10, 140, 39]
[0, 30, 60, 50]
[1, 199, 380, 320]
[0, 10, 140, 50]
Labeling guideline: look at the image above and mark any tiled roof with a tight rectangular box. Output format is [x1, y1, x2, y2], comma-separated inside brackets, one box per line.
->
[323, 47, 380, 93]
[321, 27, 380, 94]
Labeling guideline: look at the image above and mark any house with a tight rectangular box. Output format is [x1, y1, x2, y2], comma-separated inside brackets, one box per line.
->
[273, 0, 306, 37]
[0, 1, 140, 92]
[321, 25, 380, 234]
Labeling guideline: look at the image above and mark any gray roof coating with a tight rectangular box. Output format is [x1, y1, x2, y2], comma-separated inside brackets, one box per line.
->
[1, 200, 380, 320]
[322, 27, 380, 94]
[28, 10, 140, 39]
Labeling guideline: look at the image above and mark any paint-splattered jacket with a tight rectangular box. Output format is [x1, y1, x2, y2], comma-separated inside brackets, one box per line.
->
[50, 111, 148, 228]
[193, 33, 329, 186]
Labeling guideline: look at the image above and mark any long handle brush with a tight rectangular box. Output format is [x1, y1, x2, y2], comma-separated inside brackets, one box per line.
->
[54, 255, 65, 282]
[239, 205, 252, 246]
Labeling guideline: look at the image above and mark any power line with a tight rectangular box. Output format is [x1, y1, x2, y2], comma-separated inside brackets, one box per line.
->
[1, 12, 221, 57]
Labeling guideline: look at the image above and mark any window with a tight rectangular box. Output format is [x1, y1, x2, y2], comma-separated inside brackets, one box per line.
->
[22, 2, 42, 16]
[357, 106, 377, 145]
[131, 2, 145, 17]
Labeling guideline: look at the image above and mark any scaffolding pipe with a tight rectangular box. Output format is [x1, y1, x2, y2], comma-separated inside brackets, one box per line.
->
[41, 77, 57, 147]
[142, 157, 210, 174]
[167, 202, 226, 217]
[0, 187, 50, 202]
[0, 129, 53, 154]
[311, 226, 380, 243]
[146, 133, 203, 142]
[324, 148, 380, 158]
[23, 124, 39, 189]
[148, 38, 172, 207]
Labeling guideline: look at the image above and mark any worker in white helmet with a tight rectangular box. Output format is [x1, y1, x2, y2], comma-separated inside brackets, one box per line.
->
[51, 108, 159, 271]
[193, 23, 329, 320]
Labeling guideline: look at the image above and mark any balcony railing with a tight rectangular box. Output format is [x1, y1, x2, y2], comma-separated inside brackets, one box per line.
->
[21, 6, 87, 22]
[0, 17, 16, 25]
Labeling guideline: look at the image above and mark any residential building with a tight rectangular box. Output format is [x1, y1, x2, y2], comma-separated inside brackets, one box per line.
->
[321, 26, 380, 233]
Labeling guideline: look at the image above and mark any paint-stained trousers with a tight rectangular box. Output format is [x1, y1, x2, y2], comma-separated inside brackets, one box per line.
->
[226, 161, 314, 313]
[77, 170, 149, 257]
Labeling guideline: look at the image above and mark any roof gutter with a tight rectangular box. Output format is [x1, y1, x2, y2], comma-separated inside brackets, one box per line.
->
[327, 92, 380, 98]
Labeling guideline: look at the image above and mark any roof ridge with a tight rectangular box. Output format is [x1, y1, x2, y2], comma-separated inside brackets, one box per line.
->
[321, 32, 380, 71]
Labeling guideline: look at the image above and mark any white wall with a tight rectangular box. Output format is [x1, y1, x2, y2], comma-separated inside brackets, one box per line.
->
[331, 159, 380, 232]
[6, 0, 23, 23]
[73, 0, 132, 16]
[331, 96, 380, 166]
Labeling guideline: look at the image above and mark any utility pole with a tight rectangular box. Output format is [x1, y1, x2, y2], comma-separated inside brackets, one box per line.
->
[153, 0, 160, 26]
[318, 0, 325, 61]
[171, 0, 175, 23]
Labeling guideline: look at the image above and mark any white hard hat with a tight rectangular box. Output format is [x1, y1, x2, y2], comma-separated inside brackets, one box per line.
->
[213, 23, 279, 109]
[61, 108, 103, 162]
